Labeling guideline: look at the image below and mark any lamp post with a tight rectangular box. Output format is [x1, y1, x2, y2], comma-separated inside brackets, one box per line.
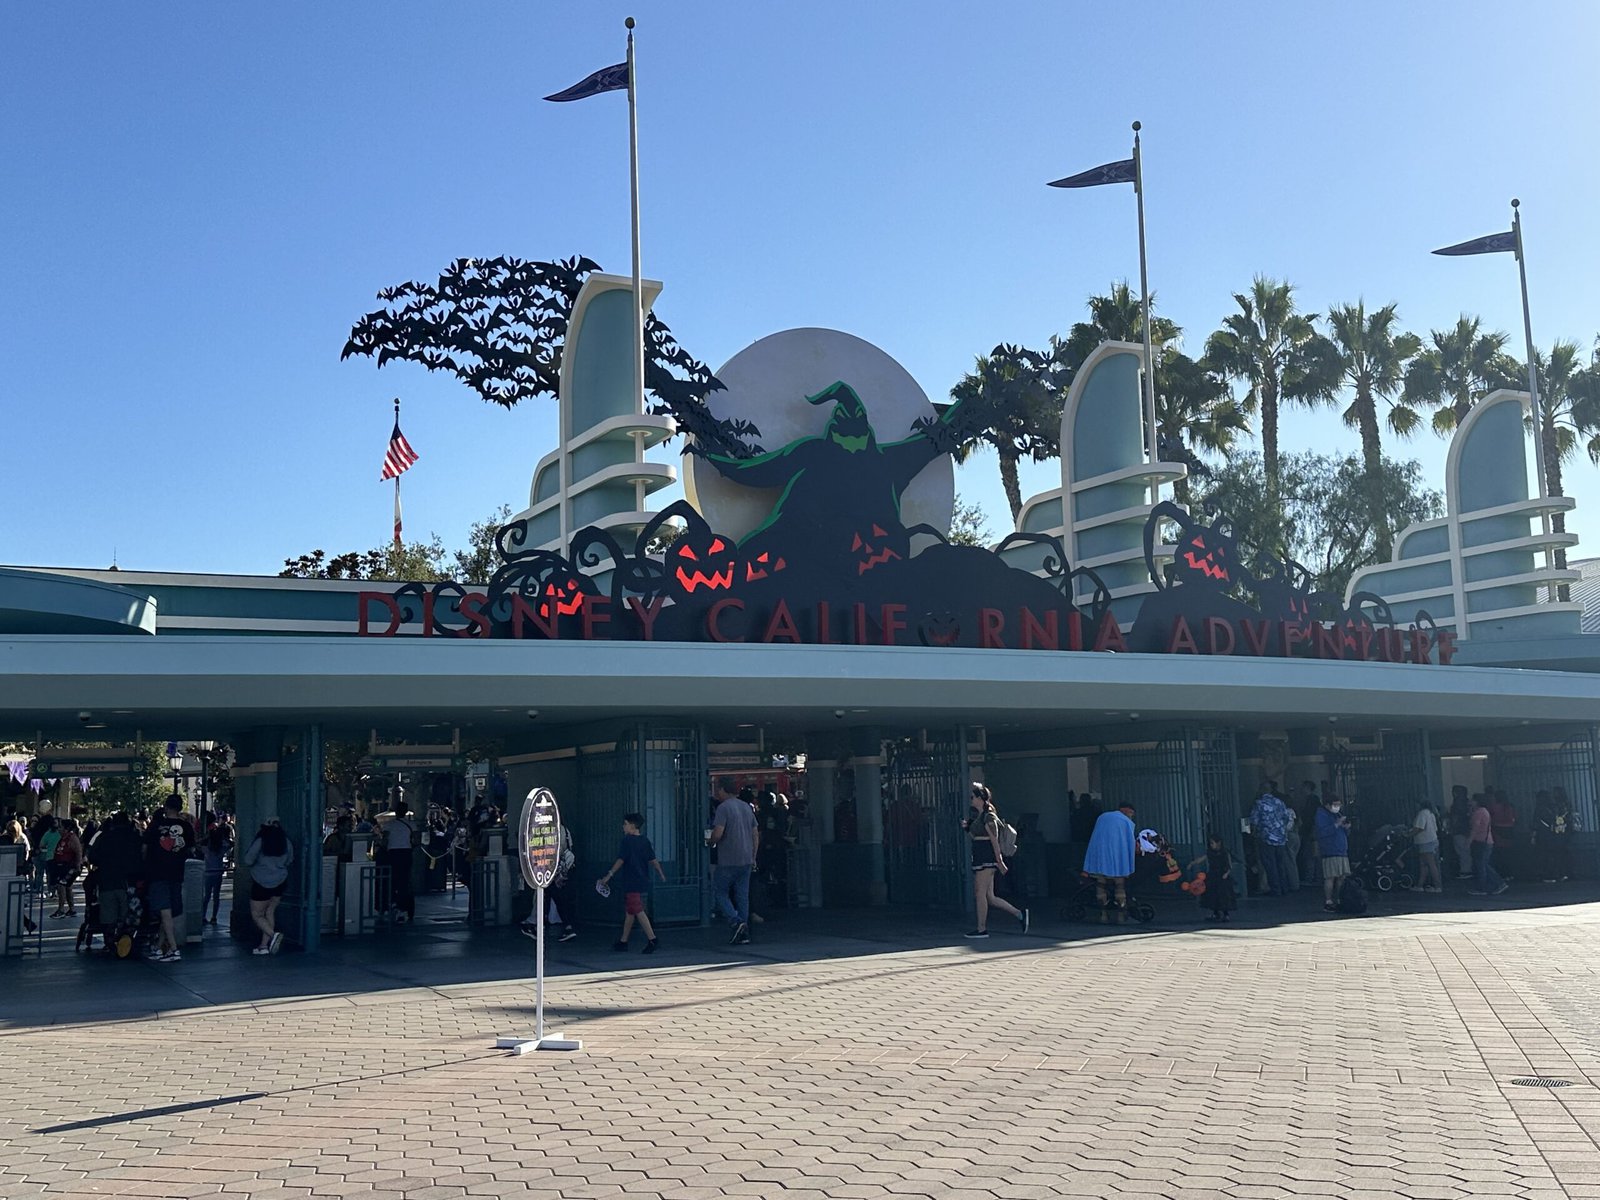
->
[195, 741, 216, 831]
[167, 742, 183, 806]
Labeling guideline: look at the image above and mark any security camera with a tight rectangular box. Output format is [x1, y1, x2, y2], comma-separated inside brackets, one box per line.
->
[834, 709, 846, 719]
[527, 709, 539, 720]
[78, 711, 92, 723]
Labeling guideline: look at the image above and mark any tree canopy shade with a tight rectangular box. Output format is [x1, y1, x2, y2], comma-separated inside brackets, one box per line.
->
[1401, 315, 1520, 437]
[1203, 277, 1339, 506]
[1197, 451, 1442, 602]
[1325, 301, 1423, 561]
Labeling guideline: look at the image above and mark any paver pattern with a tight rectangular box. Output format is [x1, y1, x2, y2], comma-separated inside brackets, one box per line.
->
[3, 902, 1600, 1199]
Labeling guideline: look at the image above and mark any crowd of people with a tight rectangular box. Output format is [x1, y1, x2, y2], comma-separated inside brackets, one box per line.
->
[0, 797, 265, 960]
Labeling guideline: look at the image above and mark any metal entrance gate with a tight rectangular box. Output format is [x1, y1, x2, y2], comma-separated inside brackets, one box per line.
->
[570, 725, 708, 926]
[1330, 731, 1431, 834]
[1098, 728, 1241, 863]
[1490, 729, 1600, 875]
[276, 726, 324, 952]
[885, 731, 968, 910]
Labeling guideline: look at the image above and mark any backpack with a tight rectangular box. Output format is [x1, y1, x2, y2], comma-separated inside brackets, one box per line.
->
[1338, 875, 1368, 915]
[994, 815, 1019, 858]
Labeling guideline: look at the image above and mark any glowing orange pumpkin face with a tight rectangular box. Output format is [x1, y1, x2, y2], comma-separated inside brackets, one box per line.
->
[743, 550, 787, 583]
[1178, 532, 1231, 586]
[670, 535, 737, 593]
[539, 577, 585, 619]
[852, 524, 901, 576]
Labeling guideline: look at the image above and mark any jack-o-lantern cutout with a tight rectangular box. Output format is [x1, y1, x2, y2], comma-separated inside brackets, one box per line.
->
[743, 550, 787, 583]
[669, 533, 738, 593]
[1145, 502, 1238, 592]
[539, 576, 585, 619]
[851, 524, 901, 576]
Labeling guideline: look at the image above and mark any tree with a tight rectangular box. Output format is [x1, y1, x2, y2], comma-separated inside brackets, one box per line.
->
[279, 539, 451, 582]
[947, 494, 993, 547]
[948, 344, 1062, 525]
[1203, 277, 1339, 506]
[1400, 315, 1519, 436]
[1325, 302, 1423, 560]
[1054, 284, 1246, 508]
[1529, 341, 1600, 593]
[452, 504, 512, 582]
[1198, 451, 1442, 601]
[85, 743, 172, 815]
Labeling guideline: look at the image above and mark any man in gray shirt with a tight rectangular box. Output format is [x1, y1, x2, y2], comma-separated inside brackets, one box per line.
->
[711, 776, 759, 944]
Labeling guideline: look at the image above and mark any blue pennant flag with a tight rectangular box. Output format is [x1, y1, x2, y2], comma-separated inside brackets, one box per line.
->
[544, 61, 629, 103]
[1433, 229, 1516, 256]
[1048, 158, 1137, 188]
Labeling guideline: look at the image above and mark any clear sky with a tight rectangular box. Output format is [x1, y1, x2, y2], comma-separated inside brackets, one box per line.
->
[4, 2, 1598, 574]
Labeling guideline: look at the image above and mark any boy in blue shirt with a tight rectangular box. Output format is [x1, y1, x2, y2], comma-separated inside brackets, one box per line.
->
[598, 812, 668, 953]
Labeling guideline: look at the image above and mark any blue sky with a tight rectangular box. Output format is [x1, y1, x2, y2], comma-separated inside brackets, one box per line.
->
[4, 2, 1598, 573]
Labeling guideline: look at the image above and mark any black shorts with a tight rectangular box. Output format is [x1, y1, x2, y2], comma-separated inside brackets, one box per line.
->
[250, 880, 287, 902]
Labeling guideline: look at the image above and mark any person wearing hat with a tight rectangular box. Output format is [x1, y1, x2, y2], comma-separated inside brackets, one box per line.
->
[1083, 802, 1138, 921]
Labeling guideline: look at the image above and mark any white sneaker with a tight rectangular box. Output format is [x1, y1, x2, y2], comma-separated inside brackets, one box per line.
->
[269, 932, 284, 954]
[252, 947, 271, 955]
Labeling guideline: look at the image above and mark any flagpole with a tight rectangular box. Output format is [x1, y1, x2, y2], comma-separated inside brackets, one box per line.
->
[393, 398, 403, 550]
[1132, 121, 1159, 506]
[626, 17, 645, 417]
[1512, 198, 1556, 599]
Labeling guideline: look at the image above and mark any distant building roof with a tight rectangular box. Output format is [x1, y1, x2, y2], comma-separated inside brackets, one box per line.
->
[1571, 558, 1600, 635]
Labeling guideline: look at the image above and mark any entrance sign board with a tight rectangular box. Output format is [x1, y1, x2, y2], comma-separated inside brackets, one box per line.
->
[518, 787, 561, 889]
[497, 787, 580, 1055]
[35, 758, 146, 778]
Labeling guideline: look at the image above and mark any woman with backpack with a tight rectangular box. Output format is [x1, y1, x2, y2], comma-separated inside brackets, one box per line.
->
[243, 818, 295, 955]
[961, 782, 1027, 939]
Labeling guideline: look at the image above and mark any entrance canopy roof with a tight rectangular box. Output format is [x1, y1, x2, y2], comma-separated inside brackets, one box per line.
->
[2, 634, 1596, 744]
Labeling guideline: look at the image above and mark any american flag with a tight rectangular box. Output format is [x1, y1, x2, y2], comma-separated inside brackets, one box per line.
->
[381, 416, 418, 481]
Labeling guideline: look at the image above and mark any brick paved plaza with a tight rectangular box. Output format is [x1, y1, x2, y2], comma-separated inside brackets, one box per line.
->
[3, 898, 1599, 1200]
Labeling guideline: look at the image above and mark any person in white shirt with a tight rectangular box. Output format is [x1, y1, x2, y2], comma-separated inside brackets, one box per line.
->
[1408, 802, 1442, 893]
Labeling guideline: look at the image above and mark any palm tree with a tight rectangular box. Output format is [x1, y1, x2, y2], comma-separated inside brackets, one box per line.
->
[1154, 352, 1248, 507]
[948, 344, 1061, 525]
[1055, 284, 1245, 506]
[1530, 341, 1600, 594]
[1325, 302, 1422, 560]
[1203, 277, 1338, 506]
[1400, 315, 1520, 436]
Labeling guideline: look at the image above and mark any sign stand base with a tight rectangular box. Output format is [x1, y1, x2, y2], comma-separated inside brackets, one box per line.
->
[496, 1034, 584, 1055]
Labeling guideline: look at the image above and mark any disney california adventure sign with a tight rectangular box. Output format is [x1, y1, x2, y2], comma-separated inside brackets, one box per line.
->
[357, 381, 1456, 665]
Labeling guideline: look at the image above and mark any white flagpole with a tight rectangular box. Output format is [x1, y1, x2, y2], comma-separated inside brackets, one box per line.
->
[393, 397, 403, 550]
[1512, 198, 1557, 599]
[1132, 121, 1159, 506]
[626, 17, 645, 416]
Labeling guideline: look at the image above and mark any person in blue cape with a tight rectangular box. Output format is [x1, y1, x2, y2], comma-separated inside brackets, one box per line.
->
[1083, 802, 1138, 920]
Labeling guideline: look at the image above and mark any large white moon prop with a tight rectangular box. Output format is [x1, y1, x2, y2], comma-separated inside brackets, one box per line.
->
[682, 328, 955, 542]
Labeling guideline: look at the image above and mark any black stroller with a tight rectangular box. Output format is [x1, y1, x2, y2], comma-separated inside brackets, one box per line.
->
[76, 877, 154, 959]
[1063, 876, 1157, 924]
[1357, 825, 1414, 893]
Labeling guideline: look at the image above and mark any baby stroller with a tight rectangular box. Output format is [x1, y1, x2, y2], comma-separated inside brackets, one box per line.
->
[1063, 876, 1156, 924]
[77, 880, 153, 960]
[1357, 824, 1414, 893]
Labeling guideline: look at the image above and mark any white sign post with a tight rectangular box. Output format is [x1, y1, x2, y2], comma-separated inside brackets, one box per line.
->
[496, 787, 582, 1054]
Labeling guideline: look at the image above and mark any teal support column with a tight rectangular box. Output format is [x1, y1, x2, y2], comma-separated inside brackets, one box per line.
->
[228, 728, 283, 938]
[850, 727, 887, 906]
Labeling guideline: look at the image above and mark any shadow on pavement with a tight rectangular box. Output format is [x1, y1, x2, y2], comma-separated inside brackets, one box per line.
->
[3, 878, 1595, 1031]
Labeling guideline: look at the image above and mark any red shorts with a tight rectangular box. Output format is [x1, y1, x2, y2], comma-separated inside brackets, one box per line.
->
[623, 892, 644, 915]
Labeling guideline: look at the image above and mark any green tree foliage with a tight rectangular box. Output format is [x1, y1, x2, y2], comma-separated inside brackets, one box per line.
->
[1528, 341, 1600, 591]
[1324, 302, 1422, 561]
[947, 494, 993, 547]
[1198, 451, 1442, 601]
[1401, 315, 1520, 436]
[1053, 283, 1247, 506]
[1203, 277, 1339, 506]
[84, 743, 172, 815]
[948, 345, 1062, 525]
[281, 536, 454, 581]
